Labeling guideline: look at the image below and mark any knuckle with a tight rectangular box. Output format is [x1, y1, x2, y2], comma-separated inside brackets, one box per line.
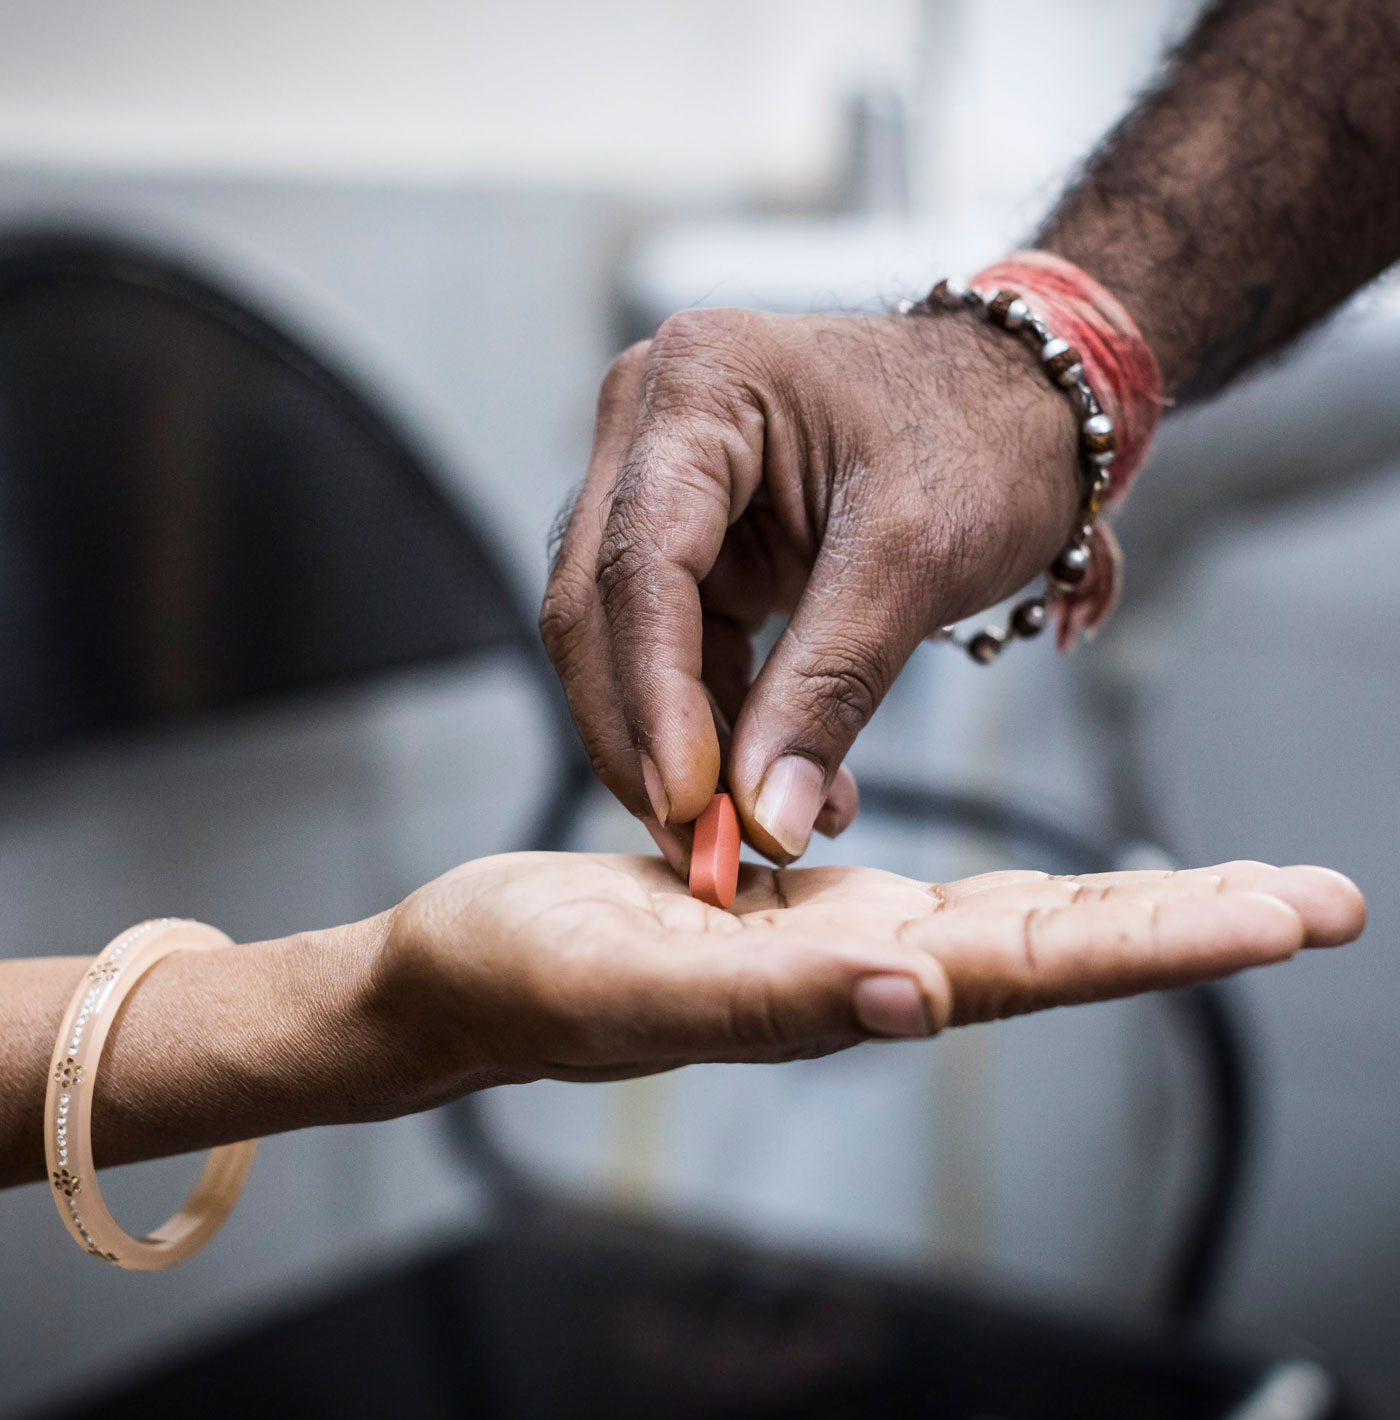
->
[646, 310, 767, 410]
[651, 308, 735, 362]
[537, 568, 591, 664]
[1020, 906, 1045, 980]
[594, 525, 644, 614]
[794, 656, 883, 741]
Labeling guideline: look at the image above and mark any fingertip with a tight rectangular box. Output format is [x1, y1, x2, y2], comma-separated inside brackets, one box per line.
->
[1235, 890, 1308, 959]
[1279, 865, 1367, 947]
[853, 975, 933, 1038]
[642, 817, 688, 877]
[639, 752, 671, 827]
[816, 764, 860, 839]
[649, 705, 724, 829]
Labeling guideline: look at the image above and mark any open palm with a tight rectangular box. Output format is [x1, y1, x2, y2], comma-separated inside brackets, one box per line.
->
[379, 854, 1363, 1096]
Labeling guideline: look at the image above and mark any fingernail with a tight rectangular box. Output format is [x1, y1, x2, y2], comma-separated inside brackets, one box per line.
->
[638, 751, 670, 827]
[642, 817, 687, 876]
[853, 975, 933, 1039]
[754, 755, 825, 857]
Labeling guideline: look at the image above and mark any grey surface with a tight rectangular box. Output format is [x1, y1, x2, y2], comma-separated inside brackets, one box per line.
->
[1126, 475, 1400, 1410]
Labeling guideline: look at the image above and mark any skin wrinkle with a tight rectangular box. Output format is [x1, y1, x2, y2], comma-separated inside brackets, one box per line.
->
[1020, 906, 1046, 981]
[770, 867, 792, 913]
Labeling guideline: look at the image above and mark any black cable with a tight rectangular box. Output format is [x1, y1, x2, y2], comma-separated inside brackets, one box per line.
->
[1160, 980, 1252, 1321]
[853, 778, 1118, 873]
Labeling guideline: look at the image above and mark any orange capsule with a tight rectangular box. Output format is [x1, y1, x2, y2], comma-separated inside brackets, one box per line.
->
[689, 792, 740, 910]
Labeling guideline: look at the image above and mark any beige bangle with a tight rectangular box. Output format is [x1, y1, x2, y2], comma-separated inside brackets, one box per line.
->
[44, 919, 258, 1270]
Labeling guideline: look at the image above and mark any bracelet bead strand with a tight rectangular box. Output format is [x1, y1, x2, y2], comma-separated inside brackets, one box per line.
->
[897, 277, 1119, 663]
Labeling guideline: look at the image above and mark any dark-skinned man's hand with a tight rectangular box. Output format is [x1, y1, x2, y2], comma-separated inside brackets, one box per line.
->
[540, 306, 1080, 862]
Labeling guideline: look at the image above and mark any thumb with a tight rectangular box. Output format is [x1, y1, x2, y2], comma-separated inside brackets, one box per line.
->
[728, 519, 931, 860]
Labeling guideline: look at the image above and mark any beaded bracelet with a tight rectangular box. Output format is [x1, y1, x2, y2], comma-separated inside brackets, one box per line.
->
[897, 278, 1117, 664]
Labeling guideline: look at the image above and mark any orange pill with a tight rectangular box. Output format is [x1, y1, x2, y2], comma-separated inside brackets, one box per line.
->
[689, 791, 741, 909]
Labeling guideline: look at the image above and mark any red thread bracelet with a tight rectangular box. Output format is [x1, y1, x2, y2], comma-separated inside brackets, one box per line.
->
[904, 251, 1163, 652]
[971, 251, 1163, 503]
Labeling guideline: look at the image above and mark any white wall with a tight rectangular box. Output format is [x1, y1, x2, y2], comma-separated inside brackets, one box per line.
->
[0, 0, 1206, 217]
[0, 0, 918, 196]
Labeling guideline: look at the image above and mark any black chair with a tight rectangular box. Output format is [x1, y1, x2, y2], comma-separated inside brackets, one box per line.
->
[0, 229, 592, 849]
[0, 231, 1345, 1419]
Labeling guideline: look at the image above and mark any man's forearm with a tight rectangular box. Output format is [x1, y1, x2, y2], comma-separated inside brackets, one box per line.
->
[1037, 0, 1400, 401]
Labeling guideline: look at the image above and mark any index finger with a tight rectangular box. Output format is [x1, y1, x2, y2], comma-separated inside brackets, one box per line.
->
[539, 342, 653, 814]
[919, 890, 1308, 1025]
[595, 311, 776, 827]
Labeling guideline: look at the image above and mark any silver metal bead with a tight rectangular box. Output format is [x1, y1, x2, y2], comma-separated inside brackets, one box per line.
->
[1089, 448, 1115, 469]
[1068, 382, 1098, 420]
[1040, 337, 1070, 364]
[1010, 598, 1048, 639]
[1083, 412, 1114, 439]
[967, 629, 1005, 664]
[942, 278, 969, 303]
[1049, 543, 1091, 588]
[1022, 316, 1051, 344]
[1003, 297, 1029, 330]
[1056, 361, 1085, 388]
[896, 297, 915, 315]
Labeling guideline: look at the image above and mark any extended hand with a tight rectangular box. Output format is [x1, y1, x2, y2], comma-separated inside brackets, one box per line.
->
[370, 855, 1363, 1099]
[540, 309, 1080, 863]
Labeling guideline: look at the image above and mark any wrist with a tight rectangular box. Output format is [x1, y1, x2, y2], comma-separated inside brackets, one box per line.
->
[288, 911, 440, 1124]
[905, 309, 1081, 610]
[1033, 234, 1183, 395]
[92, 915, 410, 1165]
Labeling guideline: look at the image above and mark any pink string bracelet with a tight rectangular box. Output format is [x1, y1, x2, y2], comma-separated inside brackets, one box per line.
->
[898, 250, 1164, 655]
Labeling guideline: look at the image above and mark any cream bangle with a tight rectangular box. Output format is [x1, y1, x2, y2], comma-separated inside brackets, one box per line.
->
[44, 919, 258, 1270]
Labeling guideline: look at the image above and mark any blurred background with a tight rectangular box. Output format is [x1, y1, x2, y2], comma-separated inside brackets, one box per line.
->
[0, 0, 1397, 1415]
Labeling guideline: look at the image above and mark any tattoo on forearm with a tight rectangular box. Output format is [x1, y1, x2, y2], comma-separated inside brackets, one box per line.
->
[1174, 282, 1272, 401]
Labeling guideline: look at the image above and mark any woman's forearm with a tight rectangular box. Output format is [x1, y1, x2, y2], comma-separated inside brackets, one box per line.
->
[1038, 0, 1400, 400]
[0, 853, 1368, 1195]
[0, 921, 400, 1190]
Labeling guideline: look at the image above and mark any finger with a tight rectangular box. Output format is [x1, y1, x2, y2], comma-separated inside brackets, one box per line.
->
[1069, 861, 1365, 948]
[595, 310, 783, 828]
[728, 504, 931, 861]
[1218, 863, 1364, 947]
[701, 609, 858, 840]
[541, 912, 953, 1074]
[540, 343, 664, 820]
[913, 890, 1306, 1026]
[814, 764, 859, 839]
[699, 611, 749, 773]
[935, 861, 1366, 948]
